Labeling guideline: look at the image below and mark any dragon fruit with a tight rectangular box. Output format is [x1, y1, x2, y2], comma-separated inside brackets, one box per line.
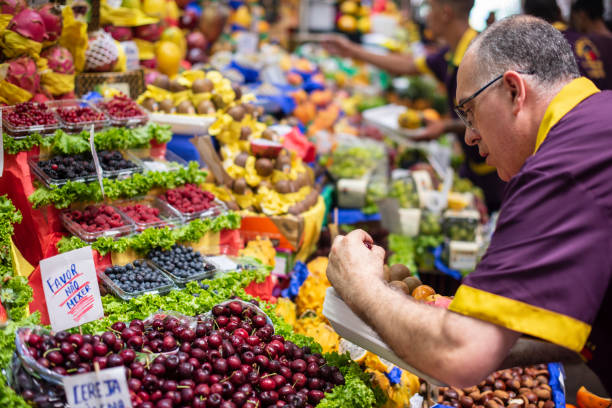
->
[0, 0, 26, 15]
[38, 4, 63, 43]
[41, 45, 74, 75]
[104, 25, 133, 41]
[5, 56, 40, 94]
[7, 8, 45, 43]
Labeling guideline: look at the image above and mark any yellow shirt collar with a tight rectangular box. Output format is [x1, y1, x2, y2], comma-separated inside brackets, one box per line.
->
[446, 27, 478, 67]
[534, 77, 600, 154]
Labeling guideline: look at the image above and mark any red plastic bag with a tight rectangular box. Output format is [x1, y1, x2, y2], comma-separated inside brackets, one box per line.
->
[282, 127, 316, 163]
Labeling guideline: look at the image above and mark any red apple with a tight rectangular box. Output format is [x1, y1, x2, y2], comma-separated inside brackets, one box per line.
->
[186, 31, 207, 50]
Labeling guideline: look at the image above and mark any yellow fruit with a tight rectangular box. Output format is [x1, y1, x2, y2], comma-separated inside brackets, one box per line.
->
[422, 108, 441, 122]
[340, 1, 358, 15]
[121, 0, 141, 8]
[398, 109, 421, 129]
[337, 14, 357, 32]
[142, 0, 165, 18]
[156, 41, 182, 77]
[359, 5, 370, 17]
[232, 5, 252, 28]
[161, 26, 186, 56]
[357, 17, 370, 33]
[258, 20, 269, 32]
[165, 0, 180, 21]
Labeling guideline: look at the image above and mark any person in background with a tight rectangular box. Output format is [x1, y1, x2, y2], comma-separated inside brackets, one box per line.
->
[323, 0, 506, 213]
[326, 15, 612, 394]
[524, 0, 612, 89]
[572, 0, 612, 37]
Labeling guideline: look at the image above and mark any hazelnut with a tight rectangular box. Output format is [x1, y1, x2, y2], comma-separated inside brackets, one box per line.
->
[460, 396, 474, 408]
[535, 376, 549, 386]
[519, 388, 532, 395]
[507, 379, 521, 392]
[485, 400, 499, 408]
[543, 401, 555, 408]
[453, 388, 466, 398]
[534, 388, 551, 400]
[479, 391, 494, 404]
[521, 376, 535, 388]
[485, 375, 496, 386]
[494, 380, 506, 391]
[524, 392, 538, 404]
[501, 372, 514, 381]
[464, 387, 479, 394]
[469, 391, 482, 401]
[445, 389, 459, 400]
[493, 390, 509, 401]
[539, 384, 551, 392]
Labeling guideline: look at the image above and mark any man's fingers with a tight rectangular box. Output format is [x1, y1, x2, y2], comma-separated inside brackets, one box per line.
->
[345, 229, 373, 245]
[372, 245, 386, 261]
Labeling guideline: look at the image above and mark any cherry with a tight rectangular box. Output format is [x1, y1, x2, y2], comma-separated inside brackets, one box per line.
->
[120, 348, 136, 365]
[78, 343, 94, 361]
[178, 362, 194, 379]
[241, 351, 255, 364]
[128, 378, 142, 391]
[107, 353, 124, 367]
[162, 335, 177, 351]
[279, 385, 295, 398]
[188, 357, 201, 369]
[213, 358, 228, 374]
[180, 342, 192, 354]
[252, 315, 267, 328]
[279, 366, 292, 379]
[165, 354, 179, 370]
[46, 350, 64, 365]
[195, 383, 210, 396]
[180, 328, 196, 342]
[207, 393, 222, 408]
[27, 333, 42, 347]
[232, 391, 247, 406]
[191, 347, 205, 362]
[230, 370, 246, 385]
[208, 333, 222, 348]
[60, 341, 74, 355]
[155, 398, 173, 408]
[93, 342, 108, 356]
[193, 337, 208, 350]
[193, 397, 207, 408]
[127, 335, 144, 349]
[292, 373, 307, 389]
[240, 364, 252, 375]
[93, 356, 108, 369]
[306, 362, 319, 377]
[246, 335, 260, 346]
[254, 354, 269, 368]
[150, 363, 166, 377]
[273, 374, 286, 388]
[131, 362, 145, 379]
[111, 321, 126, 332]
[216, 315, 229, 327]
[260, 377, 276, 391]
[68, 334, 84, 348]
[221, 381, 235, 398]
[180, 387, 195, 404]
[308, 389, 325, 404]
[291, 359, 307, 373]
[228, 301, 243, 315]
[194, 369, 210, 384]
[238, 383, 253, 395]
[210, 383, 223, 394]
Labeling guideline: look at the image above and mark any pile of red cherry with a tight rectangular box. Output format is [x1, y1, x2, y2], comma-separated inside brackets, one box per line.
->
[57, 106, 105, 123]
[120, 203, 162, 224]
[100, 95, 146, 119]
[5, 102, 57, 127]
[64, 204, 125, 233]
[21, 300, 343, 408]
[163, 184, 216, 215]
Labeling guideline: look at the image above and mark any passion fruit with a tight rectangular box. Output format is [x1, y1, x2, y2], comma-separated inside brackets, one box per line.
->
[234, 153, 249, 167]
[192, 78, 214, 93]
[197, 100, 215, 115]
[275, 179, 291, 194]
[255, 158, 273, 177]
[228, 105, 246, 122]
[240, 126, 252, 140]
[232, 178, 247, 195]
[159, 98, 174, 113]
[176, 100, 195, 114]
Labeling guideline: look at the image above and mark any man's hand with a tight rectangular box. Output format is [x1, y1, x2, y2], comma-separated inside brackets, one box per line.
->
[322, 34, 357, 58]
[412, 118, 446, 141]
[326, 230, 386, 311]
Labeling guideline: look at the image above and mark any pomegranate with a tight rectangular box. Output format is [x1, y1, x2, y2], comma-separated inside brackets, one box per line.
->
[0, 0, 25, 15]
[38, 3, 62, 43]
[7, 8, 45, 43]
[5, 56, 40, 94]
[104, 25, 133, 42]
[41, 45, 75, 75]
[186, 31, 207, 50]
[134, 23, 161, 42]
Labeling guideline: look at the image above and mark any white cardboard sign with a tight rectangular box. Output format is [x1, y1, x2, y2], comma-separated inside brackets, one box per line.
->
[40, 247, 104, 332]
[63, 366, 132, 408]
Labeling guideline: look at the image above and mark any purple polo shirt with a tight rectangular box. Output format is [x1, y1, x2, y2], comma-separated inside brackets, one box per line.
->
[563, 28, 612, 90]
[449, 78, 611, 393]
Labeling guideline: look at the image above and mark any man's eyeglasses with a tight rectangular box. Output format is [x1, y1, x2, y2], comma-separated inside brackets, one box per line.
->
[454, 71, 534, 131]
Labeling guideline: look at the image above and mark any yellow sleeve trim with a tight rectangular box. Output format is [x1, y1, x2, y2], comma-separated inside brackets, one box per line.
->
[415, 57, 434, 77]
[450, 28, 479, 67]
[449, 285, 591, 352]
[534, 77, 600, 154]
[467, 160, 497, 176]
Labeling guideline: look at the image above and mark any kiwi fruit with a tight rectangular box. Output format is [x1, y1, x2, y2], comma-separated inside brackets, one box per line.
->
[240, 126, 252, 141]
[389, 281, 411, 295]
[232, 84, 243, 100]
[389, 264, 412, 282]
[228, 105, 246, 122]
[275, 179, 290, 194]
[383, 265, 391, 281]
[169, 80, 187, 93]
[255, 158, 273, 177]
[141, 98, 157, 112]
[196, 100, 215, 115]
[159, 98, 174, 113]
[232, 178, 247, 195]
[262, 129, 277, 141]
[192, 78, 214, 94]
[234, 153, 249, 167]
[402, 276, 423, 296]
[176, 100, 195, 114]
[152, 74, 170, 90]
[212, 94, 226, 110]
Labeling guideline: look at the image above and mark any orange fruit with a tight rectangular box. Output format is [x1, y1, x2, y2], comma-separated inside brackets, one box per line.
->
[412, 285, 436, 301]
[338, 15, 357, 32]
[576, 387, 612, 408]
[156, 41, 182, 77]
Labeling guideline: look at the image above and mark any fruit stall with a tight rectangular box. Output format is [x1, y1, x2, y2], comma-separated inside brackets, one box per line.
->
[0, 0, 608, 407]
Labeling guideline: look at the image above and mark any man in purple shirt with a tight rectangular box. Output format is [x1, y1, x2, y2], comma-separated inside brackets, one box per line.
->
[327, 15, 611, 392]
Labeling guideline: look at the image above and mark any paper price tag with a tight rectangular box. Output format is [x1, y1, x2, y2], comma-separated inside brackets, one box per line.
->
[40, 247, 104, 332]
[63, 366, 132, 408]
[89, 125, 105, 198]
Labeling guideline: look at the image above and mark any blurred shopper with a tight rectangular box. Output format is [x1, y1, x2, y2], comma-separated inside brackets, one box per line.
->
[323, 0, 506, 213]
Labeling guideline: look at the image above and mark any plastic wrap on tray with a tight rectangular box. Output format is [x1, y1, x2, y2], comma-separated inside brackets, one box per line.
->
[146, 244, 219, 286]
[1, 102, 60, 139]
[61, 204, 135, 242]
[47, 99, 109, 133]
[115, 196, 184, 232]
[97, 259, 176, 301]
[129, 147, 188, 173]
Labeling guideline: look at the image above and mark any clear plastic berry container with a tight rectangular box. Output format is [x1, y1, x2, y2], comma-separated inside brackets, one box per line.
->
[29, 153, 99, 188]
[97, 260, 177, 301]
[115, 196, 184, 232]
[14, 327, 65, 386]
[160, 185, 228, 222]
[1, 102, 60, 139]
[60, 203, 135, 243]
[130, 147, 188, 173]
[147, 246, 220, 286]
[48, 99, 109, 133]
[97, 95, 149, 128]
[97, 149, 144, 180]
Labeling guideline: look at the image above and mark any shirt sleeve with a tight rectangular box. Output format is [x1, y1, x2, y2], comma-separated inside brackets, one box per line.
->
[449, 169, 611, 352]
[416, 47, 449, 83]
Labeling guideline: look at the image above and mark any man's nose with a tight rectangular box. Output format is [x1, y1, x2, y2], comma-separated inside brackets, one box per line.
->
[464, 127, 479, 146]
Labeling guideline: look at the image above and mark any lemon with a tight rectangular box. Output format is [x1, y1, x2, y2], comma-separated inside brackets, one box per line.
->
[340, 1, 358, 15]
[161, 26, 186, 56]
[337, 14, 357, 32]
[156, 41, 182, 77]
[357, 17, 370, 33]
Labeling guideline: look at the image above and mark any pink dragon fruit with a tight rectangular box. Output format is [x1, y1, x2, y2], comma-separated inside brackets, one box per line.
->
[38, 4, 63, 43]
[7, 8, 46, 43]
[104, 25, 133, 42]
[41, 45, 74, 75]
[0, 0, 26, 15]
[5, 56, 40, 94]
[31, 93, 49, 103]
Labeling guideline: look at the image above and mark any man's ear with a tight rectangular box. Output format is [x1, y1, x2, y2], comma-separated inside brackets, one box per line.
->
[502, 71, 527, 116]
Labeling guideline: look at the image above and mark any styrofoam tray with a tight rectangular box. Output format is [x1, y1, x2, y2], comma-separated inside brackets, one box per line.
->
[362, 104, 426, 144]
[323, 287, 445, 386]
[148, 113, 216, 135]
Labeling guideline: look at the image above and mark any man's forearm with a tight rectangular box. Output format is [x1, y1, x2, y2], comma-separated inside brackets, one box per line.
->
[344, 279, 519, 387]
[443, 119, 466, 135]
[349, 45, 420, 76]
[499, 338, 582, 369]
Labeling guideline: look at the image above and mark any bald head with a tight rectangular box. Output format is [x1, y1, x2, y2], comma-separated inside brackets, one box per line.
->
[465, 15, 580, 88]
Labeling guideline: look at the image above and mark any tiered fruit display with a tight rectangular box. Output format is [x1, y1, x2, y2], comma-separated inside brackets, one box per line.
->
[162, 184, 217, 214]
[147, 244, 216, 280]
[15, 300, 346, 407]
[64, 205, 125, 233]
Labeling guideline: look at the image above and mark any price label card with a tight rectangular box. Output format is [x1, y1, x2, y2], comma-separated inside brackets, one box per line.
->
[64, 366, 132, 408]
[40, 247, 104, 332]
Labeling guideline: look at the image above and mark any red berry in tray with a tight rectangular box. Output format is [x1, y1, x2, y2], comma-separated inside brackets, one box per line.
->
[57, 106, 105, 123]
[99, 95, 144, 119]
[5, 102, 57, 127]
[68, 205, 124, 233]
[162, 184, 215, 214]
[121, 204, 162, 224]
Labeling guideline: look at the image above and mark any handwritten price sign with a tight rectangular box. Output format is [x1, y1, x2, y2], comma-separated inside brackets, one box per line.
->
[63, 366, 132, 408]
[40, 247, 103, 332]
